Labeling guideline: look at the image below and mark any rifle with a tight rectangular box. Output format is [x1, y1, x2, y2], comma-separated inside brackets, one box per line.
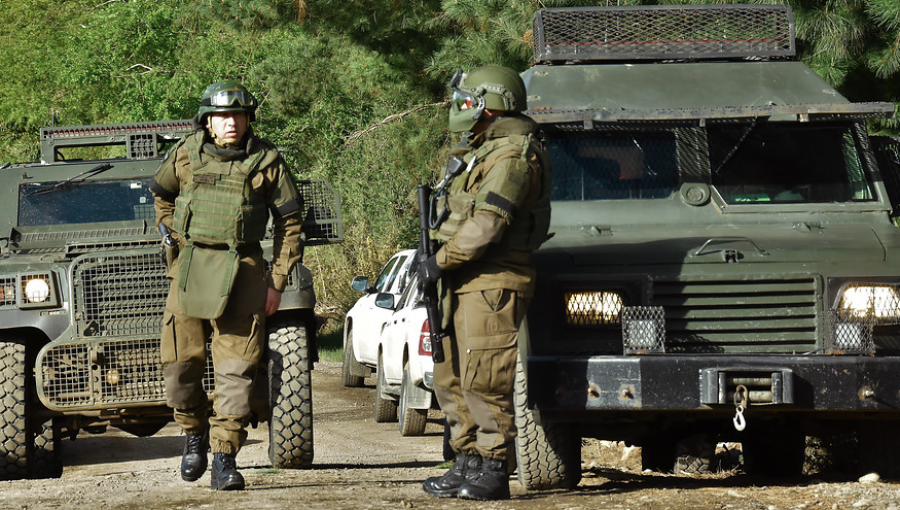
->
[417, 156, 467, 364]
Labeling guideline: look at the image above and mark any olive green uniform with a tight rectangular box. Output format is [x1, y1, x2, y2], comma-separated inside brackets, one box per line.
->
[432, 115, 552, 461]
[151, 129, 303, 455]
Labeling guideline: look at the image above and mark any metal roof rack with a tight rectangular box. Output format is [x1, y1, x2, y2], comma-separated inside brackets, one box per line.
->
[532, 5, 795, 63]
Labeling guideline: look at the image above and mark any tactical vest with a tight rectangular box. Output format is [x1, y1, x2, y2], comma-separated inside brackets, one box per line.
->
[172, 132, 273, 245]
[434, 133, 552, 252]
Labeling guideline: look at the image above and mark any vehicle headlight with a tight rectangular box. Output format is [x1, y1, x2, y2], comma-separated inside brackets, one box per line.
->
[839, 285, 900, 322]
[565, 291, 624, 326]
[24, 277, 51, 303]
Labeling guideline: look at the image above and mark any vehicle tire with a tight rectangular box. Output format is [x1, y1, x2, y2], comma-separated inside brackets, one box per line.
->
[374, 352, 398, 423]
[341, 328, 366, 388]
[641, 438, 676, 473]
[513, 354, 581, 490]
[673, 433, 714, 475]
[267, 322, 314, 469]
[0, 341, 61, 480]
[742, 429, 805, 478]
[0, 341, 28, 480]
[398, 363, 427, 437]
[30, 418, 62, 479]
[858, 421, 900, 479]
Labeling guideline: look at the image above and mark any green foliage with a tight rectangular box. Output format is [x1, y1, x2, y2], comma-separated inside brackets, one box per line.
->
[1, 0, 899, 314]
[191, 0, 298, 30]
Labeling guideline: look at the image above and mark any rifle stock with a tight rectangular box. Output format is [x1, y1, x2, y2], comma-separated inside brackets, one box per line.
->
[417, 184, 446, 363]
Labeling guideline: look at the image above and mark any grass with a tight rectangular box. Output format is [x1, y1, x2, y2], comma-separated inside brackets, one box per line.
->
[316, 322, 344, 363]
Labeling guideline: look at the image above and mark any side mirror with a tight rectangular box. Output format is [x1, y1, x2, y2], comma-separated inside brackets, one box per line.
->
[351, 275, 370, 293]
[374, 292, 395, 310]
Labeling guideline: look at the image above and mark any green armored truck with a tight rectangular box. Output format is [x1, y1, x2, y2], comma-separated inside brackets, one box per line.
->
[513, 5, 900, 487]
[0, 120, 342, 479]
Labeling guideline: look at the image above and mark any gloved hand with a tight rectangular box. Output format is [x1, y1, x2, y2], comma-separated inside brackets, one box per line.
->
[418, 255, 443, 285]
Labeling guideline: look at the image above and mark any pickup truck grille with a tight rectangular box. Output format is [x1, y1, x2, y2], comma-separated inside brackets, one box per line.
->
[72, 252, 168, 338]
[37, 338, 214, 409]
[652, 276, 819, 353]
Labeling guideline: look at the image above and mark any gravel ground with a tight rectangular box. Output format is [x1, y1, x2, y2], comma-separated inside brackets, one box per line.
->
[2, 361, 899, 510]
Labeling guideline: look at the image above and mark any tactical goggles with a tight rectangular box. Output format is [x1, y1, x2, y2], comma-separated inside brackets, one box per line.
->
[201, 90, 257, 108]
[449, 70, 485, 120]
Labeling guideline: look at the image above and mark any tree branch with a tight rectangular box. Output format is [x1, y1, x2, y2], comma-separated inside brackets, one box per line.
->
[345, 100, 449, 143]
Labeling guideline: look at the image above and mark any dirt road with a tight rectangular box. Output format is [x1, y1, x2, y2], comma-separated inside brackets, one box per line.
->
[2, 361, 900, 509]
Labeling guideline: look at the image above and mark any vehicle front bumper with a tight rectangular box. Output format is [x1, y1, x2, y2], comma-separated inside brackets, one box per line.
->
[527, 354, 900, 412]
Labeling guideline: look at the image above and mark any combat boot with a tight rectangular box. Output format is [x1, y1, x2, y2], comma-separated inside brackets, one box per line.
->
[180, 430, 209, 482]
[458, 456, 510, 501]
[210, 452, 245, 491]
[423, 453, 482, 498]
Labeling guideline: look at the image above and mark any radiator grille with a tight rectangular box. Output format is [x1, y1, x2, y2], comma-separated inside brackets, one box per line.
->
[72, 252, 169, 338]
[652, 276, 818, 353]
[38, 338, 215, 409]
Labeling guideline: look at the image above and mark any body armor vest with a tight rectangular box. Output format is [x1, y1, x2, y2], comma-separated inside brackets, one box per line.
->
[172, 132, 272, 245]
[435, 134, 552, 252]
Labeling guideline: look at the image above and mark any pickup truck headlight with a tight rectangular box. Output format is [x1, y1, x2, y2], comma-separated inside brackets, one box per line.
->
[839, 285, 900, 322]
[565, 291, 624, 326]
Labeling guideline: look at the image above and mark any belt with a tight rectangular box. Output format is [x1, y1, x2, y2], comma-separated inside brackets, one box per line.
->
[192, 241, 261, 257]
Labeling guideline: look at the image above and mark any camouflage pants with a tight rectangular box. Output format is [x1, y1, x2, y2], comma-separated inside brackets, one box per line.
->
[433, 288, 528, 461]
[160, 252, 267, 455]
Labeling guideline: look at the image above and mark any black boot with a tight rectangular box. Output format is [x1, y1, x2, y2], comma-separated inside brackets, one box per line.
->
[458, 457, 510, 501]
[423, 453, 482, 498]
[210, 452, 245, 491]
[180, 430, 208, 482]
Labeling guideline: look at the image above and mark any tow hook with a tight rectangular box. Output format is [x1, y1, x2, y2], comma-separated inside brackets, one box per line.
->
[732, 384, 748, 431]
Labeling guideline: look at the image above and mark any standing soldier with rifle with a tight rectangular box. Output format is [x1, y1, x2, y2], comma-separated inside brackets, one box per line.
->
[417, 66, 552, 501]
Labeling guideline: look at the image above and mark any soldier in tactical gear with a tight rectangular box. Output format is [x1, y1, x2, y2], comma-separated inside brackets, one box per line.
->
[421, 66, 552, 501]
[150, 80, 304, 490]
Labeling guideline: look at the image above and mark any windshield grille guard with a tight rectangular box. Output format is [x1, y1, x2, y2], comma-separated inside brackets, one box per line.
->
[526, 102, 896, 128]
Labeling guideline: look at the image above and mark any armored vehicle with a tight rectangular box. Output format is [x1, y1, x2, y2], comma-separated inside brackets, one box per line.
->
[514, 5, 900, 488]
[0, 120, 342, 479]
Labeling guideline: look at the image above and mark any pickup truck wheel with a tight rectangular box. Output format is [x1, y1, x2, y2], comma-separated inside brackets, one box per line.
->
[267, 323, 314, 469]
[374, 352, 398, 422]
[341, 329, 366, 388]
[398, 363, 427, 436]
[513, 354, 581, 490]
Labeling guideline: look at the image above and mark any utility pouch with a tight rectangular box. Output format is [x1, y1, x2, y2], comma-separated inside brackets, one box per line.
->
[176, 242, 240, 319]
[163, 243, 179, 270]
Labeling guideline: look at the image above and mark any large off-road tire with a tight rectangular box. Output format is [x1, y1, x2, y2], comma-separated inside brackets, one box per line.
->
[514, 354, 581, 490]
[742, 429, 805, 478]
[267, 323, 314, 469]
[30, 419, 62, 479]
[374, 352, 398, 423]
[641, 438, 676, 473]
[0, 341, 61, 480]
[398, 363, 427, 437]
[0, 342, 29, 480]
[673, 433, 714, 475]
[341, 328, 366, 388]
[858, 421, 900, 479]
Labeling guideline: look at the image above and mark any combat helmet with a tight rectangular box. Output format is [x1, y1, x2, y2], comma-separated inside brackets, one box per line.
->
[448, 65, 527, 132]
[197, 80, 258, 123]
